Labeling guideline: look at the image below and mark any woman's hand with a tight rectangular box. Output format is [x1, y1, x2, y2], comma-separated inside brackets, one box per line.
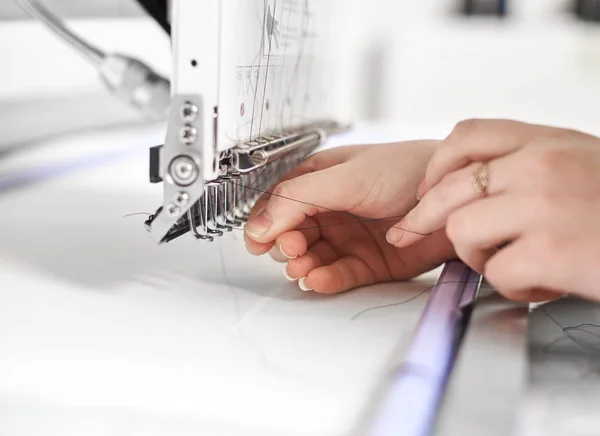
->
[387, 119, 600, 303]
[243, 141, 455, 293]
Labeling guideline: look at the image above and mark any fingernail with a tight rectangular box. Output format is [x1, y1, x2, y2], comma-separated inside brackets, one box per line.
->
[386, 228, 404, 246]
[278, 242, 298, 259]
[298, 277, 313, 292]
[283, 265, 296, 281]
[269, 246, 287, 262]
[244, 208, 272, 239]
[416, 180, 426, 201]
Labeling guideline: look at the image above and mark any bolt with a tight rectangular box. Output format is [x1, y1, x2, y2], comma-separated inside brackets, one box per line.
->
[181, 102, 199, 122]
[180, 125, 198, 144]
[169, 155, 199, 186]
[166, 204, 180, 217]
[174, 191, 189, 206]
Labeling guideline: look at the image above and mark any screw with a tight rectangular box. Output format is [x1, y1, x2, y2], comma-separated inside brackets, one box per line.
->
[181, 102, 199, 122]
[166, 204, 180, 217]
[180, 125, 198, 144]
[169, 155, 199, 186]
[174, 191, 189, 206]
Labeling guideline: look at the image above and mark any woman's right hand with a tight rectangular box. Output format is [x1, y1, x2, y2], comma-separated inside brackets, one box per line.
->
[390, 119, 600, 303]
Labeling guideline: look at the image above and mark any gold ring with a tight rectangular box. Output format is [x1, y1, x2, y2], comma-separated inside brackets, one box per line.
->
[472, 163, 489, 197]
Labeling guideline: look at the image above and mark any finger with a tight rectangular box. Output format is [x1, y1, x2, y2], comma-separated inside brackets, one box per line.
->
[285, 240, 339, 281]
[302, 212, 371, 245]
[381, 229, 457, 282]
[483, 239, 565, 302]
[285, 144, 368, 180]
[419, 119, 557, 197]
[245, 232, 274, 256]
[444, 196, 530, 272]
[249, 145, 365, 214]
[258, 218, 321, 260]
[268, 246, 288, 263]
[270, 226, 321, 262]
[274, 232, 306, 260]
[286, 216, 322, 249]
[247, 141, 405, 223]
[387, 157, 510, 248]
[275, 226, 320, 260]
[244, 164, 363, 243]
[301, 256, 376, 294]
[244, 203, 276, 256]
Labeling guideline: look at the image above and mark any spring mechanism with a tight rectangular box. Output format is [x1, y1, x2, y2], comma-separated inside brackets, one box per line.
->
[183, 149, 307, 241]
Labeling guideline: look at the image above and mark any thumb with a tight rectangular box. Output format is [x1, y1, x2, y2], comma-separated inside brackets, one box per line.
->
[243, 164, 363, 244]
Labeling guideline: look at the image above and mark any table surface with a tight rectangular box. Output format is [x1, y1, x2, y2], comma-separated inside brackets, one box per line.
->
[0, 124, 599, 436]
[0, 125, 448, 436]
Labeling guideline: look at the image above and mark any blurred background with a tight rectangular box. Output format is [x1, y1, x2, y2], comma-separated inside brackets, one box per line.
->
[2, 0, 600, 150]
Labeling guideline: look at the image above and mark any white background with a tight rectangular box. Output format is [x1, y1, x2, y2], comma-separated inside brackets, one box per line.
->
[2, 0, 600, 138]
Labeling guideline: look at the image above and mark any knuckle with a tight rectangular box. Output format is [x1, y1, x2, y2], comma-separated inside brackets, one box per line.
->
[521, 147, 572, 188]
[272, 178, 299, 200]
[449, 119, 483, 141]
[544, 127, 581, 142]
[538, 148, 572, 171]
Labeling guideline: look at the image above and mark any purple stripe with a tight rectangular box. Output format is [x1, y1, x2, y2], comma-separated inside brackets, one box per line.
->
[0, 147, 145, 193]
[368, 260, 479, 436]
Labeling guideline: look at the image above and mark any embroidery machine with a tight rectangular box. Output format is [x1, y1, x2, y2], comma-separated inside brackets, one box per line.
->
[140, 0, 348, 244]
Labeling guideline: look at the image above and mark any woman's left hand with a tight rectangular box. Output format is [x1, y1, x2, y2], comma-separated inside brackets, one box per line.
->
[386, 119, 600, 303]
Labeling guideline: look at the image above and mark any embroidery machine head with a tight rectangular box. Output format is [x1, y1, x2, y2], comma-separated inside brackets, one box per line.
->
[143, 0, 348, 244]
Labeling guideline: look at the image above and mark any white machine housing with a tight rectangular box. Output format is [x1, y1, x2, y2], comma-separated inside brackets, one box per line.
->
[147, 0, 345, 244]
